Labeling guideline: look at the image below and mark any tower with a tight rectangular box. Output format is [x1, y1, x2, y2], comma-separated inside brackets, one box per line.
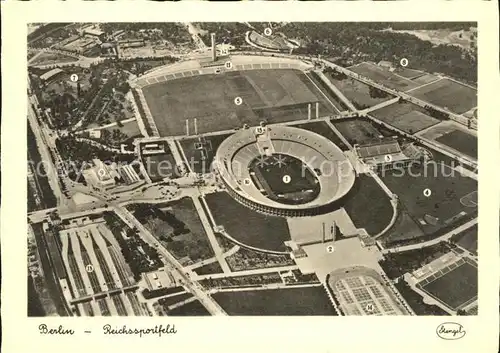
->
[211, 33, 216, 62]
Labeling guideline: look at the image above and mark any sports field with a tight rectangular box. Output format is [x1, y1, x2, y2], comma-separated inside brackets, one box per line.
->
[418, 259, 477, 310]
[371, 101, 441, 134]
[204, 192, 291, 252]
[381, 159, 477, 235]
[453, 225, 478, 255]
[142, 69, 333, 136]
[412, 73, 440, 86]
[294, 121, 349, 151]
[393, 67, 425, 80]
[326, 73, 395, 109]
[343, 174, 394, 236]
[143, 153, 178, 182]
[249, 153, 320, 205]
[350, 62, 419, 91]
[408, 78, 477, 114]
[178, 133, 231, 174]
[436, 129, 477, 159]
[211, 286, 337, 315]
[332, 118, 394, 146]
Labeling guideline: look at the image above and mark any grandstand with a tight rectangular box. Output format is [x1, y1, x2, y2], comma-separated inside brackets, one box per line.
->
[215, 125, 356, 217]
[130, 55, 313, 90]
[327, 266, 411, 316]
[355, 140, 425, 171]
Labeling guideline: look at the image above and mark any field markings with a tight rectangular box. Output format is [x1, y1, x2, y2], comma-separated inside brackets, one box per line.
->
[405, 77, 444, 93]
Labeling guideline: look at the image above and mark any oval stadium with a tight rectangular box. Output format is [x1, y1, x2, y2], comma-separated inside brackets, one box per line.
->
[214, 125, 356, 217]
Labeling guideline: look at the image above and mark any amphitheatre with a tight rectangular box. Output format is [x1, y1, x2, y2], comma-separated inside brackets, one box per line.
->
[214, 125, 356, 217]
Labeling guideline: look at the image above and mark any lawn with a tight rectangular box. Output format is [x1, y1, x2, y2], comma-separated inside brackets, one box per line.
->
[370, 101, 441, 134]
[142, 69, 327, 136]
[326, 73, 394, 109]
[436, 129, 477, 159]
[350, 62, 419, 91]
[381, 210, 425, 245]
[306, 71, 347, 112]
[178, 133, 231, 174]
[419, 260, 477, 310]
[225, 247, 295, 272]
[204, 192, 291, 252]
[131, 198, 215, 264]
[143, 153, 178, 182]
[30, 51, 78, 66]
[452, 224, 478, 255]
[332, 118, 393, 147]
[294, 121, 349, 151]
[393, 67, 425, 80]
[394, 280, 449, 316]
[380, 159, 477, 235]
[167, 300, 211, 316]
[193, 261, 224, 275]
[212, 286, 337, 315]
[408, 78, 477, 115]
[102, 120, 142, 138]
[342, 174, 394, 236]
[412, 73, 440, 86]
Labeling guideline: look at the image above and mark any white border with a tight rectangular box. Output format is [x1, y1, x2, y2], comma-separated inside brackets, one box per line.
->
[1, 2, 499, 353]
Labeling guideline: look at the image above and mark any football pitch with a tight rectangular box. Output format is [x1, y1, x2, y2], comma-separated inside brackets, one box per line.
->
[350, 62, 419, 91]
[418, 259, 477, 310]
[142, 69, 334, 137]
[408, 78, 477, 115]
[436, 129, 477, 159]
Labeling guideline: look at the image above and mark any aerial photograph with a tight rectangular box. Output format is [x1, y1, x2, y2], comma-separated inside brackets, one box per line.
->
[27, 22, 478, 317]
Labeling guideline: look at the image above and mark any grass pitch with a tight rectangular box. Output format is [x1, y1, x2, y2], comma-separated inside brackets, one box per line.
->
[326, 73, 395, 110]
[249, 153, 320, 205]
[332, 118, 394, 146]
[408, 78, 477, 115]
[178, 133, 231, 174]
[419, 259, 477, 310]
[142, 69, 332, 136]
[294, 121, 349, 151]
[370, 101, 441, 134]
[436, 129, 477, 159]
[349, 62, 419, 91]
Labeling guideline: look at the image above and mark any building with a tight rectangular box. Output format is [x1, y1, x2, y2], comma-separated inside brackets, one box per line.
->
[40, 68, 64, 82]
[215, 125, 356, 217]
[354, 139, 425, 171]
[143, 268, 176, 291]
[118, 39, 146, 49]
[378, 61, 393, 69]
[83, 27, 105, 41]
[141, 142, 166, 155]
[82, 158, 119, 190]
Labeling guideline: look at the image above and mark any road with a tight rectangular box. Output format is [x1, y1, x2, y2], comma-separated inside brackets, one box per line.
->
[114, 206, 227, 315]
[185, 23, 208, 50]
[381, 217, 478, 254]
[27, 95, 66, 207]
[192, 197, 231, 273]
[313, 69, 357, 112]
